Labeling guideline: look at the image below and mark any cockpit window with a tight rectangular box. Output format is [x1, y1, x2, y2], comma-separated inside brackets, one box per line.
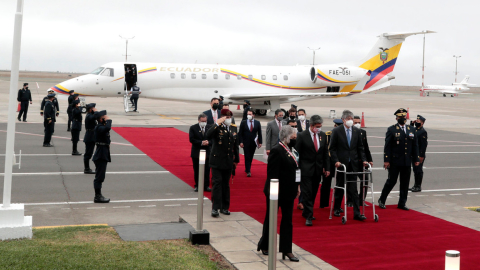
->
[90, 67, 105, 75]
[101, 68, 114, 77]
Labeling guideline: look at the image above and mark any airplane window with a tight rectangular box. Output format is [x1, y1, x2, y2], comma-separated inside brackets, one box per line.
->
[284, 75, 288, 80]
[181, 73, 186, 79]
[90, 67, 104, 75]
[248, 75, 253, 80]
[101, 68, 113, 77]
[237, 75, 242, 80]
[225, 74, 230, 80]
[202, 74, 207, 79]
[261, 75, 266, 80]
[192, 74, 196, 79]
[170, 73, 175, 79]
[273, 75, 277, 80]
[213, 74, 218, 79]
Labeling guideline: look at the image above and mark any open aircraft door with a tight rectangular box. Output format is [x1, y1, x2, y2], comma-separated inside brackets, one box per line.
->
[123, 64, 137, 112]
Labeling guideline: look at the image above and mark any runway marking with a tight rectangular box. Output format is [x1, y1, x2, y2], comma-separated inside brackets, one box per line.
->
[113, 206, 131, 209]
[139, 205, 156, 208]
[373, 187, 480, 194]
[188, 203, 198, 206]
[0, 154, 147, 157]
[450, 194, 462, 196]
[467, 193, 479, 195]
[24, 197, 203, 206]
[433, 194, 446, 196]
[87, 207, 105, 209]
[415, 195, 428, 197]
[165, 204, 181, 207]
[1, 171, 170, 176]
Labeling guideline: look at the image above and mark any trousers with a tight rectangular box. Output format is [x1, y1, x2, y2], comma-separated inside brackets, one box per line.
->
[211, 168, 231, 210]
[18, 101, 29, 120]
[258, 197, 294, 253]
[379, 165, 411, 207]
[300, 172, 321, 219]
[333, 162, 361, 217]
[93, 159, 108, 189]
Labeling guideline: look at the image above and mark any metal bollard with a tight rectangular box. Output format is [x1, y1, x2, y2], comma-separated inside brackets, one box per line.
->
[268, 179, 279, 270]
[196, 150, 206, 231]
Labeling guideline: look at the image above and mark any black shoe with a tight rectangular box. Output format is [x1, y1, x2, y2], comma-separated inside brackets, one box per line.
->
[67, 128, 71, 131]
[17, 118, 21, 121]
[194, 187, 198, 192]
[305, 218, 312, 226]
[94, 194, 110, 203]
[353, 215, 367, 221]
[211, 209, 219, 217]
[282, 253, 299, 262]
[247, 172, 251, 177]
[43, 144, 54, 147]
[333, 209, 342, 217]
[378, 199, 386, 209]
[339, 208, 344, 213]
[22, 120, 27, 122]
[221, 209, 230, 215]
[302, 215, 315, 220]
[347, 202, 353, 207]
[84, 169, 95, 174]
[257, 245, 268, 256]
[72, 151, 82, 156]
[397, 205, 409, 211]
[411, 186, 422, 192]
[204, 187, 212, 192]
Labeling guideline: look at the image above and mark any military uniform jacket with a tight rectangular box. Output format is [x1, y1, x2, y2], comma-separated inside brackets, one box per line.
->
[83, 113, 97, 143]
[92, 120, 112, 162]
[17, 88, 32, 102]
[384, 124, 420, 166]
[206, 123, 240, 170]
[67, 95, 75, 113]
[416, 127, 428, 158]
[71, 107, 83, 131]
[44, 101, 56, 122]
[40, 96, 59, 114]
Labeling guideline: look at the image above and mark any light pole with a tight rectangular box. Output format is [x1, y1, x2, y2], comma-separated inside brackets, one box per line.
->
[307, 47, 321, 65]
[119, 35, 135, 62]
[268, 179, 279, 270]
[189, 150, 210, 245]
[453, 55, 461, 82]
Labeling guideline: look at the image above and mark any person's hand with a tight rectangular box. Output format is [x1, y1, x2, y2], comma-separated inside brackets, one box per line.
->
[48, 120, 52, 124]
[266, 150, 270, 155]
[325, 171, 330, 177]
[335, 162, 341, 168]
[217, 116, 226, 125]
[363, 161, 368, 167]
[40, 113, 43, 116]
[414, 162, 420, 166]
[384, 162, 390, 169]
[56, 113, 59, 117]
[234, 162, 238, 166]
[18, 101, 20, 104]
[419, 157, 424, 163]
[296, 187, 301, 199]
[258, 144, 262, 148]
[240, 143, 244, 148]
[369, 161, 373, 166]
[104, 116, 110, 120]
[30, 102, 32, 104]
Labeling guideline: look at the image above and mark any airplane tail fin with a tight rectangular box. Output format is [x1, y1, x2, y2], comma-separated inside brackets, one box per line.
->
[460, 75, 469, 85]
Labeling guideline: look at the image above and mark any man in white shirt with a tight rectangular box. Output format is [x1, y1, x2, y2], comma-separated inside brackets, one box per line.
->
[296, 109, 310, 132]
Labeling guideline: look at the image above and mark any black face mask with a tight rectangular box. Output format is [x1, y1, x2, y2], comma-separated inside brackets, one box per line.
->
[288, 139, 296, 148]
[289, 115, 296, 120]
[415, 122, 422, 128]
[397, 118, 406, 125]
[212, 104, 219, 110]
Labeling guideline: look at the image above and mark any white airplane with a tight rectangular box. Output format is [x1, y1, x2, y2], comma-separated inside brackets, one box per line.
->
[422, 75, 475, 97]
[50, 31, 433, 115]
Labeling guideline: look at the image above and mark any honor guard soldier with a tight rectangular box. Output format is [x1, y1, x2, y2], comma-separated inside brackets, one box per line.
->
[40, 89, 60, 118]
[206, 108, 240, 217]
[17, 83, 32, 122]
[83, 103, 97, 174]
[378, 108, 420, 211]
[66, 90, 76, 131]
[92, 110, 112, 203]
[70, 100, 83, 156]
[409, 115, 428, 192]
[43, 93, 56, 147]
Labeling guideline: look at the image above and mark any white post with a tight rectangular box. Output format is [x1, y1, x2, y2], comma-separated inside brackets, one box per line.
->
[196, 150, 206, 231]
[268, 179, 279, 270]
[445, 250, 460, 270]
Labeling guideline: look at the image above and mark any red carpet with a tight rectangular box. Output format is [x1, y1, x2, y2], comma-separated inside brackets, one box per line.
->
[114, 127, 480, 269]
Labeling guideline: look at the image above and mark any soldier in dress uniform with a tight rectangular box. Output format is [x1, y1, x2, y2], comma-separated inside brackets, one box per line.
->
[70, 100, 83, 156]
[206, 108, 240, 217]
[83, 103, 97, 174]
[409, 115, 428, 192]
[92, 110, 112, 203]
[67, 91, 76, 131]
[378, 108, 420, 211]
[43, 93, 56, 147]
[40, 89, 60, 118]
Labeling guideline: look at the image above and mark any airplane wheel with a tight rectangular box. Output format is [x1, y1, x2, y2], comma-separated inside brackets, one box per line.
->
[256, 109, 267, 116]
[443, 94, 446, 97]
[341, 216, 347, 225]
[81, 107, 87, 113]
[451, 95, 454, 97]
[374, 214, 379, 222]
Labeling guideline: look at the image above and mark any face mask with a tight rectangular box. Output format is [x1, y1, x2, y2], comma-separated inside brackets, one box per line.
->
[298, 115, 305, 121]
[354, 123, 361, 129]
[277, 116, 283, 121]
[345, 120, 353, 128]
[199, 122, 207, 128]
[289, 115, 296, 120]
[312, 127, 321, 134]
[247, 115, 253, 120]
[224, 119, 232, 126]
[212, 104, 219, 110]
[415, 122, 422, 128]
[288, 139, 297, 148]
[397, 118, 406, 125]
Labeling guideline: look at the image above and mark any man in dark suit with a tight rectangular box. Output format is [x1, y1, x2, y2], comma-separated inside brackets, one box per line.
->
[92, 110, 112, 203]
[206, 109, 240, 217]
[329, 110, 368, 221]
[378, 108, 420, 210]
[189, 113, 212, 192]
[295, 115, 330, 226]
[296, 109, 310, 133]
[239, 109, 262, 177]
[203, 97, 221, 125]
[409, 115, 428, 192]
[352, 116, 373, 206]
[282, 107, 297, 126]
[17, 83, 32, 122]
[265, 109, 284, 155]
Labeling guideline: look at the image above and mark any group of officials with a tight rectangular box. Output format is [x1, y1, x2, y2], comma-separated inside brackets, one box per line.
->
[17, 83, 113, 204]
[190, 97, 428, 262]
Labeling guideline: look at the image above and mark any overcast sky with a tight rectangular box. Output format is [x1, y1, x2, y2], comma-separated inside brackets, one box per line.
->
[0, 0, 478, 86]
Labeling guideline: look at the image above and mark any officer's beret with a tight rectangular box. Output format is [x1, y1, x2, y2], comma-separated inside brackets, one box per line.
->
[23, 83, 28, 86]
[73, 94, 79, 98]
[394, 108, 407, 117]
[333, 119, 343, 125]
[95, 110, 107, 118]
[86, 103, 96, 109]
[69, 90, 74, 93]
[244, 100, 250, 105]
[417, 115, 426, 122]
[73, 100, 80, 105]
[47, 93, 55, 98]
[221, 109, 233, 117]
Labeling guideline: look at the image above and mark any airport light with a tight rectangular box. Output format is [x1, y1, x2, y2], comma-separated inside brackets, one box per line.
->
[445, 250, 460, 270]
[453, 55, 461, 83]
[119, 35, 135, 62]
[308, 47, 321, 66]
[268, 179, 279, 270]
[189, 150, 209, 245]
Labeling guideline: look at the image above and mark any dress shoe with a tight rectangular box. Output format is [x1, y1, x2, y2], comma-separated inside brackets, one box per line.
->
[43, 144, 54, 147]
[305, 218, 312, 226]
[397, 205, 409, 211]
[22, 120, 27, 122]
[194, 187, 198, 192]
[339, 208, 344, 213]
[411, 186, 422, 192]
[72, 151, 82, 156]
[94, 194, 110, 203]
[353, 215, 367, 221]
[84, 169, 95, 174]
[220, 209, 230, 215]
[17, 118, 21, 121]
[67, 128, 71, 131]
[378, 199, 386, 209]
[333, 209, 342, 217]
[297, 203, 304, 210]
[257, 245, 268, 256]
[247, 172, 251, 177]
[211, 209, 219, 217]
[282, 253, 299, 262]
[204, 187, 212, 192]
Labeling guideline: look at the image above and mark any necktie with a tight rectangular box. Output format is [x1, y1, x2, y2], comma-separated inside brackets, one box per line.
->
[347, 129, 351, 147]
[213, 111, 217, 123]
[302, 121, 306, 131]
[201, 127, 204, 136]
[250, 120, 253, 132]
[278, 120, 282, 130]
[313, 133, 318, 152]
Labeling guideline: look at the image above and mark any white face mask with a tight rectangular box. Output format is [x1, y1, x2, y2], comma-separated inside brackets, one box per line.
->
[345, 120, 354, 128]
[298, 115, 305, 121]
[199, 122, 207, 128]
[312, 127, 321, 134]
[353, 123, 361, 129]
[224, 118, 232, 126]
[247, 115, 253, 120]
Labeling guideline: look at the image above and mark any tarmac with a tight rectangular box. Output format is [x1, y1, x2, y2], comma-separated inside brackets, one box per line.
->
[0, 73, 479, 269]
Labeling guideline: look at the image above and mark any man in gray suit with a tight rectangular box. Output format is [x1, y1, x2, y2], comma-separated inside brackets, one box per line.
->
[265, 109, 284, 155]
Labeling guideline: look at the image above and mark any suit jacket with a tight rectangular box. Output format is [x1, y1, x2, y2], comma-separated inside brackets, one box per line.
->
[296, 119, 310, 133]
[265, 119, 281, 151]
[384, 124, 420, 166]
[360, 128, 373, 162]
[282, 117, 297, 126]
[83, 112, 97, 143]
[238, 119, 262, 147]
[71, 107, 83, 131]
[203, 109, 220, 125]
[329, 125, 366, 172]
[189, 123, 212, 158]
[206, 124, 240, 170]
[263, 144, 299, 202]
[295, 129, 330, 177]
[415, 127, 428, 158]
[92, 120, 112, 162]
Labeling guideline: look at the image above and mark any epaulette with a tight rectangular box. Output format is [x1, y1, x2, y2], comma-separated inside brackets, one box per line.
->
[326, 131, 332, 136]
[230, 124, 237, 127]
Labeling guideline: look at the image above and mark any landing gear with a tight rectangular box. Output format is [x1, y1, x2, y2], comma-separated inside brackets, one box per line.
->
[443, 94, 446, 97]
[451, 94, 454, 97]
[255, 109, 267, 116]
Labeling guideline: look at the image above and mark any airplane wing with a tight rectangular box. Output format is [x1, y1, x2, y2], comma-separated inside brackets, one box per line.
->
[226, 92, 345, 102]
